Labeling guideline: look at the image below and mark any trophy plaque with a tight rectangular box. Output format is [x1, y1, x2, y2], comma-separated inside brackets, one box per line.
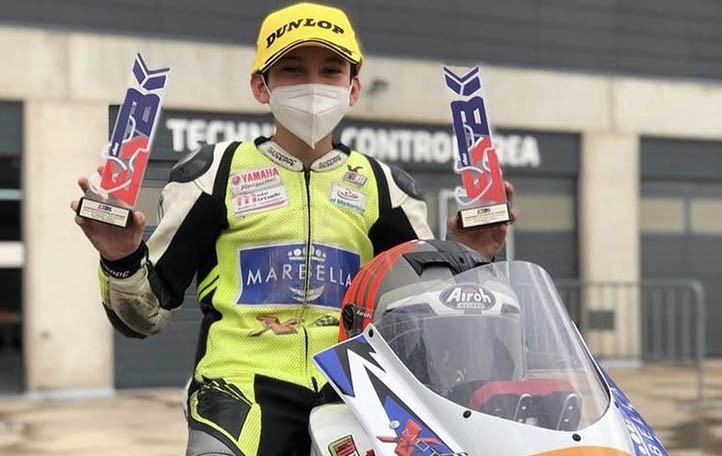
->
[444, 66, 510, 230]
[76, 53, 170, 228]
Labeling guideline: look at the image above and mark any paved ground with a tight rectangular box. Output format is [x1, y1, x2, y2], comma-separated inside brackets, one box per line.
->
[1, 361, 722, 455]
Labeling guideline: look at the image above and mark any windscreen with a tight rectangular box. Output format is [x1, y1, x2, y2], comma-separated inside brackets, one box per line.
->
[375, 261, 609, 431]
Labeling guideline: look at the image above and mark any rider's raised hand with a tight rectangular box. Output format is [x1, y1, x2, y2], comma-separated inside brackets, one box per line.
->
[70, 175, 146, 261]
[447, 180, 518, 260]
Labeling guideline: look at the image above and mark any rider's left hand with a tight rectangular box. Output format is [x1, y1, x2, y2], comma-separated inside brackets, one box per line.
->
[447, 181, 518, 260]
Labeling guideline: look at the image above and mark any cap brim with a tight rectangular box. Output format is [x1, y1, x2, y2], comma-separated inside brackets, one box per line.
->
[258, 38, 361, 74]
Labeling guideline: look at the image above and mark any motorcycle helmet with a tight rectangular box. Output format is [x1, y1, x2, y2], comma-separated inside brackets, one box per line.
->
[340, 240, 524, 401]
[339, 239, 490, 341]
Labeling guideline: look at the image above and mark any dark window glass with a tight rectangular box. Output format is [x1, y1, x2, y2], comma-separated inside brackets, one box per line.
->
[0, 268, 22, 392]
[0, 155, 20, 188]
[0, 201, 20, 241]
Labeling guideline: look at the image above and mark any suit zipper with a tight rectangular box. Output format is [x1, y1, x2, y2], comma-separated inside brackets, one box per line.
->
[302, 169, 313, 386]
[302, 168, 313, 311]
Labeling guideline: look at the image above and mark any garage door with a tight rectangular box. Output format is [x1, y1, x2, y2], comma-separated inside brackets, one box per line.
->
[641, 138, 722, 356]
[113, 164, 204, 387]
[0, 101, 23, 393]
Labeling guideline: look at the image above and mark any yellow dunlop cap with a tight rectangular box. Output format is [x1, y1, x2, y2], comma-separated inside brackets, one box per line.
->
[251, 2, 363, 74]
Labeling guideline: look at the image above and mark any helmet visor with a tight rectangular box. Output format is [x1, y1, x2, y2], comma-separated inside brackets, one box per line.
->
[377, 311, 523, 399]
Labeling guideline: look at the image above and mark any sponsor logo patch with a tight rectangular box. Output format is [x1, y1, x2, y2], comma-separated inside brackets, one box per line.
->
[312, 150, 346, 171]
[343, 170, 367, 187]
[230, 166, 281, 194]
[238, 243, 360, 307]
[262, 143, 303, 171]
[231, 185, 288, 216]
[330, 183, 366, 214]
[328, 434, 360, 456]
[249, 315, 300, 336]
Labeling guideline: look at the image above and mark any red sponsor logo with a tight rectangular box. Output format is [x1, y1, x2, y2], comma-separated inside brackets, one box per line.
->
[378, 419, 442, 456]
[240, 167, 279, 183]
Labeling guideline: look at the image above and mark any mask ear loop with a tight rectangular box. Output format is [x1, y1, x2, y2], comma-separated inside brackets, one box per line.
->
[261, 76, 278, 139]
[261, 76, 274, 102]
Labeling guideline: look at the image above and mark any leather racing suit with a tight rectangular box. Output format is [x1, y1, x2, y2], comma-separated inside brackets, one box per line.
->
[97, 137, 434, 455]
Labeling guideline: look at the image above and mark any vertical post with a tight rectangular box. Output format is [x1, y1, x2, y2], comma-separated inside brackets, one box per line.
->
[694, 281, 705, 402]
[579, 132, 640, 361]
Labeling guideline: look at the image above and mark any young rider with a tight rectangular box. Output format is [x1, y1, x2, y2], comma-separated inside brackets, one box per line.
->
[72, 3, 515, 455]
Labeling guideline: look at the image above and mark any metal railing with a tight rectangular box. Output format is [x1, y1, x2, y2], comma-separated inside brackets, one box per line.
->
[555, 279, 706, 401]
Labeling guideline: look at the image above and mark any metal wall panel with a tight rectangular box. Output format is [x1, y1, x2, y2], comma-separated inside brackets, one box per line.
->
[641, 138, 722, 181]
[0, 102, 22, 155]
[0, 102, 22, 192]
[4, 0, 722, 79]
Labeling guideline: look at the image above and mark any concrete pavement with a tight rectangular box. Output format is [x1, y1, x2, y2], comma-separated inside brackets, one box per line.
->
[1, 361, 722, 455]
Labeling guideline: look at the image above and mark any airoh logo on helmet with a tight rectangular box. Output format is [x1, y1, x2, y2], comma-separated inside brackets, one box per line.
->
[440, 284, 496, 311]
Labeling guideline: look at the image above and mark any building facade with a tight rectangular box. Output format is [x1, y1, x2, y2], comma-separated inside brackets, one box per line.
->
[1, 0, 722, 393]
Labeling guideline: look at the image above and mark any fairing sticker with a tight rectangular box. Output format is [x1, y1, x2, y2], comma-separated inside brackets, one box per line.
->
[602, 370, 668, 456]
[370, 371, 462, 456]
[329, 434, 361, 456]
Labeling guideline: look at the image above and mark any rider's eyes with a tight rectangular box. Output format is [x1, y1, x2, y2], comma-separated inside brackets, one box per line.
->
[281, 66, 302, 74]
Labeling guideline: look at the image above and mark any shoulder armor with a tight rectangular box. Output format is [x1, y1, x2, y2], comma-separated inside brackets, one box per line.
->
[390, 165, 424, 200]
[169, 143, 217, 183]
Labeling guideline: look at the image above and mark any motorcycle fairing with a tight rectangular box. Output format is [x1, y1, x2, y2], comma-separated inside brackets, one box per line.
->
[316, 325, 640, 455]
[315, 331, 465, 455]
[314, 261, 669, 455]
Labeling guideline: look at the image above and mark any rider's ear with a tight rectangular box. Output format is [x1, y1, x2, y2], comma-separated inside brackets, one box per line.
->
[349, 76, 361, 107]
[251, 72, 270, 104]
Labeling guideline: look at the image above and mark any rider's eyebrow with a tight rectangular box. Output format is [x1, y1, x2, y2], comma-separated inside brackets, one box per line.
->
[276, 55, 303, 64]
[276, 53, 346, 66]
[324, 56, 345, 65]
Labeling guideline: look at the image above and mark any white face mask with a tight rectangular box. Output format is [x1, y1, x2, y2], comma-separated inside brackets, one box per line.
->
[267, 83, 351, 148]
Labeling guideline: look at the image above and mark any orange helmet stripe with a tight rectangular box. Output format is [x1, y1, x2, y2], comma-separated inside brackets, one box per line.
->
[339, 240, 420, 340]
[364, 241, 419, 322]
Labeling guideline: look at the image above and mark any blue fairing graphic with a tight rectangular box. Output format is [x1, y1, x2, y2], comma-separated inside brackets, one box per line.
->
[315, 340, 357, 397]
[602, 370, 668, 456]
[314, 335, 383, 398]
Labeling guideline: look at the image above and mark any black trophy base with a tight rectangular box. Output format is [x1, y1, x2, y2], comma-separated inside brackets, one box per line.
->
[76, 197, 132, 228]
[458, 201, 511, 230]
